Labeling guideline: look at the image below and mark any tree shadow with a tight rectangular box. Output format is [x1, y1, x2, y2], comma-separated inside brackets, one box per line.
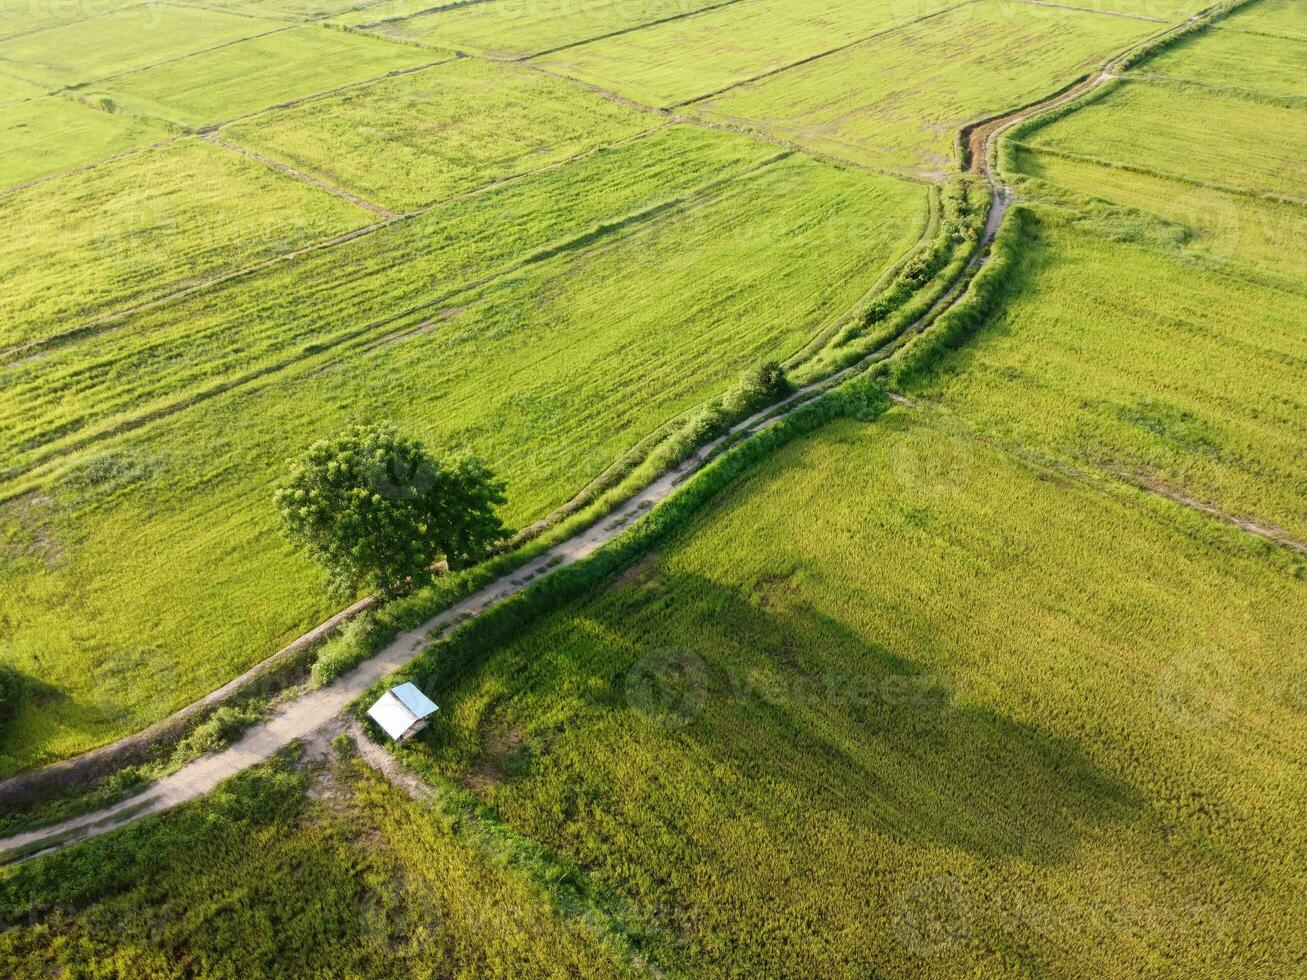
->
[434, 566, 1142, 868]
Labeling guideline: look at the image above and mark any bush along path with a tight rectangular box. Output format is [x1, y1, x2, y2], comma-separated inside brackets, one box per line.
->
[0, 4, 1229, 865]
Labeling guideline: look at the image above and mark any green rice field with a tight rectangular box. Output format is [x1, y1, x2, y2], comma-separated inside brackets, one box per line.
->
[1020, 77, 1307, 199]
[355, 0, 733, 57]
[0, 70, 40, 105]
[1010, 146, 1307, 280]
[0, 752, 632, 975]
[223, 57, 653, 211]
[94, 24, 439, 128]
[1, 136, 372, 352]
[531, 0, 955, 108]
[1135, 21, 1307, 98]
[0, 0, 154, 42]
[395, 408, 1306, 975]
[0, 95, 170, 189]
[905, 208, 1307, 540]
[2, 0, 1304, 973]
[0, 5, 281, 87]
[0, 129, 926, 770]
[694, 0, 1160, 176]
[1220, 0, 1307, 38]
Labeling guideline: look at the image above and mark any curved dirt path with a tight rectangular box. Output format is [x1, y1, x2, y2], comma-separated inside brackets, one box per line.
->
[0, 379, 846, 863]
[0, 12, 1210, 865]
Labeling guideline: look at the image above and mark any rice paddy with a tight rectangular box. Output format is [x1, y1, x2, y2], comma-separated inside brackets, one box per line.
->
[1220, 0, 1307, 39]
[354, 0, 733, 57]
[0, 0, 156, 42]
[2, 0, 1304, 973]
[0, 128, 926, 770]
[530, 0, 955, 108]
[903, 208, 1307, 540]
[1009, 146, 1307, 279]
[395, 408, 1307, 976]
[693, 0, 1160, 176]
[1134, 21, 1307, 98]
[0, 5, 281, 87]
[1019, 77, 1307, 199]
[0, 95, 170, 189]
[1, 136, 372, 351]
[222, 57, 653, 211]
[94, 24, 440, 128]
[0, 752, 634, 975]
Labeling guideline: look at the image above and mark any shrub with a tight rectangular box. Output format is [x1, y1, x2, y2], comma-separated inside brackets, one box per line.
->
[311, 612, 378, 688]
[331, 732, 355, 760]
[172, 704, 262, 764]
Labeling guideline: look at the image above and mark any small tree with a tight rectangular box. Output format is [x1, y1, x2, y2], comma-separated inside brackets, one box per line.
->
[274, 424, 506, 600]
[723, 359, 791, 417]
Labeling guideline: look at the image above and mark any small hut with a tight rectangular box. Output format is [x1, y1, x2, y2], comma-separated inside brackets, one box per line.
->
[367, 682, 438, 741]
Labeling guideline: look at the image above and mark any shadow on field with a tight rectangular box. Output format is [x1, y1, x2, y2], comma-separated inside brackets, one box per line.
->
[422, 566, 1141, 868]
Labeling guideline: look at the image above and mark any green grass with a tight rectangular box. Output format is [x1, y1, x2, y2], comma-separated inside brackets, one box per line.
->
[694, 0, 1159, 177]
[1220, 0, 1307, 38]
[1134, 21, 1307, 98]
[94, 24, 438, 128]
[0, 0, 146, 42]
[1010, 145, 1307, 280]
[356, 0, 732, 58]
[0, 95, 170, 189]
[0, 127, 927, 771]
[394, 408, 1306, 976]
[0, 69, 41, 105]
[0, 5, 281, 86]
[1071, 0, 1211, 15]
[223, 57, 653, 211]
[0, 126, 770, 474]
[904, 206, 1307, 540]
[0, 136, 371, 352]
[1019, 77, 1307, 199]
[175, 0, 376, 18]
[0, 753, 633, 976]
[530, 0, 954, 108]
[330, 0, 471, 26]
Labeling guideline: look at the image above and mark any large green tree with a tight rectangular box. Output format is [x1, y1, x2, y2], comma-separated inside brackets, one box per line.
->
[274, 424, 507, 599]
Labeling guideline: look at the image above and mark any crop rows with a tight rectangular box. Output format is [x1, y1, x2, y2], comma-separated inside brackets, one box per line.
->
[692, 0, 1160, 176]
[0, 754, 629, 975]
[0, 127, 927, 770]
[396, 410, 1306, 976]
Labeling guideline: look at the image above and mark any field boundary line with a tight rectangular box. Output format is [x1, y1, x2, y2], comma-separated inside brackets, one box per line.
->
[0, 123, 668, 369]
[57, 20, 298, 91]
[203, 56, 457, 131]
[1007, 0, 1167, 21]
[0, 125, 186, 200]
[166, 0, 309, 23]
[1214, 22, 1307, 43]
[0, 0, 160, 44]
[516, 0, 753, 61]
[668, 0, 975, 109]
[897, 396, 1307, 557]
[0, 146, 787, 489]
[202, 132, 398, 215]
[1008, 141, 1307, 209]
[1124, 66, 1307, 107]
[350, 0, 505, 30]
